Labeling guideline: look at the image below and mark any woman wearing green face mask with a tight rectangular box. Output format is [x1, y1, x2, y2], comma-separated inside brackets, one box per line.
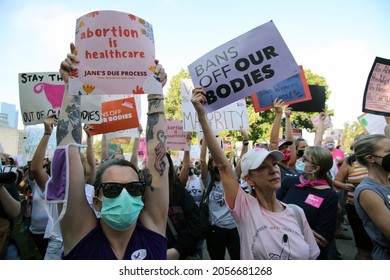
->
[45, 43, 169, 260]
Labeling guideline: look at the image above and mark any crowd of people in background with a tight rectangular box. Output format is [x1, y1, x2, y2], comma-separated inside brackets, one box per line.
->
[1, 46, 390, 260]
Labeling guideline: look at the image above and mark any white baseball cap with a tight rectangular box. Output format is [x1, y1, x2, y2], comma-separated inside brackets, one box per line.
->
[241, 148, 285, 176]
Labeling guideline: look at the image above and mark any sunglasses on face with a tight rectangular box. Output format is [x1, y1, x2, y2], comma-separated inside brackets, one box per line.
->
[301, 155, 317, 166]
[96, 181, 146, 198]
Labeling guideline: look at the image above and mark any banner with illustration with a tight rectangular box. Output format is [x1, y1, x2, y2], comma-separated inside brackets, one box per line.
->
[188, 21, 299, 113]
[19, 72, 102, 125]
[69, 10, 162, 96]
[166, 119, 190, 151]
[23, 125, 57, 162]
[358, 113, 387, 134]
[87, 97, 139, 136]
[181, 79, 249, 132]
[362, 57, 390, 116]
[251, 65, 311, 112]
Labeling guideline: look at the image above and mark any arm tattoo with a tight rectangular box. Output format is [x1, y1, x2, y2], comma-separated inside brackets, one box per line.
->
[143, 168, 153, 189]
[148, 99, 162, 111]
[146, 113, 159, 141]
[56, 119, 69, 145]
[154, 130, 166, 176]
[66, 96, 82, 144]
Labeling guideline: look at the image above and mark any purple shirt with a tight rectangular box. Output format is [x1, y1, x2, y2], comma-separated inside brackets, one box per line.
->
[63, 220, 167, 260]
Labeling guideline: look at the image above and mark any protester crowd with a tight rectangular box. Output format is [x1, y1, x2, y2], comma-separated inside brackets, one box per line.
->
[1, 45, 390, 260]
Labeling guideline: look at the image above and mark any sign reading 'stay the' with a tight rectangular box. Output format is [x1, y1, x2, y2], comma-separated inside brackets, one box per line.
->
[19, 72, 102, 125]
[188, 21, 300, 113]
[69, 10, 162, 96]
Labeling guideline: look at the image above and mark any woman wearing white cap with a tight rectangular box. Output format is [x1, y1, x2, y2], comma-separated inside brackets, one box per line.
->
[191, 87, 319, 260]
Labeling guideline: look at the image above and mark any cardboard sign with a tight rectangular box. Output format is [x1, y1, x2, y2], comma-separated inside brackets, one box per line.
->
[311, 113, 332, 129]
[251, 65, 311, 112]
[69, 10, 162, 95]
[289, 85, 326, 112]
[362, 57, 390, 116]
[138, 137, 147, 159]
[87, 97, 139, 135]
[19, 72, 102, 125]
[166, 119, 190, 151]
[358, 113, 387, 134]
[23, 126, 57, 162]
[188, 21, 299, 113]
[180, 79, 249, 131]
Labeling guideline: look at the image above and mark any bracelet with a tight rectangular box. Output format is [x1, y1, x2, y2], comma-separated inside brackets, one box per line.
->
[243, 140, 249, 146]
[44, 132, 52, 136]
[146, 111, 165, 115]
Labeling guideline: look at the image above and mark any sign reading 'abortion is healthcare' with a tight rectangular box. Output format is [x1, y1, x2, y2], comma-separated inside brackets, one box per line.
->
[69, 10, 162, 96]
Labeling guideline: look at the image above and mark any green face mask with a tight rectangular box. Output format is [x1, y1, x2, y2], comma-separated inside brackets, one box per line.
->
[100, 189, 144, 231]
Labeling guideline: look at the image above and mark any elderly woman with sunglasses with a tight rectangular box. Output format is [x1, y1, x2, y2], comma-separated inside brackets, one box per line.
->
[191, 87, 319, 260]
[276, 146, 338, 259]
[353, 134, 390, 260]
[47, 43, 169, 260]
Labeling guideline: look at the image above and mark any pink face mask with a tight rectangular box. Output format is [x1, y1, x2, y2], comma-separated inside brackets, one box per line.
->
[283, 150, 291, 162]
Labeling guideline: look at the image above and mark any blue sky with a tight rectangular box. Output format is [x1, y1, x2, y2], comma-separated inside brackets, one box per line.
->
[0, 0, 389, 130]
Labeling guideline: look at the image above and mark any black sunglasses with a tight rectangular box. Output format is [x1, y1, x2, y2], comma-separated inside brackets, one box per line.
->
[96, 181, 146, 198]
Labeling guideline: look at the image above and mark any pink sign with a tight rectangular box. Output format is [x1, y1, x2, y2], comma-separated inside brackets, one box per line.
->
[69, 10, 162, 96]
[304, 194, 324, 208]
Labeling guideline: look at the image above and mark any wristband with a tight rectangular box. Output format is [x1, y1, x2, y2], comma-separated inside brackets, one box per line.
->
[44, 132, 52, 136]
[243, 140, 249, 146]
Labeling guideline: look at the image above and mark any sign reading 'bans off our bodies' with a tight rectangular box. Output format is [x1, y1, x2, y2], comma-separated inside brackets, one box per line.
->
[69, 10, 162, 96]
[188, 21, 300, 113]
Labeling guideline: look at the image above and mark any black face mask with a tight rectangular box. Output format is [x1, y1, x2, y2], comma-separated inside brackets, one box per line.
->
[372, 153, 390, 172]
[297, 149, 305, 158]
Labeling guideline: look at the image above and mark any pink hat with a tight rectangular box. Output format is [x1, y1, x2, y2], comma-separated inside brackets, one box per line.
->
[241, 148, 284, 176]
[278, 139, 293, 148]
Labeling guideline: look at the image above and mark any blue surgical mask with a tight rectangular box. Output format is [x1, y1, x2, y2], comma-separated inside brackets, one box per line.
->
[295, 160, 305, 173]
[100, 189, 144, 231]
[325, 142, 335, 149]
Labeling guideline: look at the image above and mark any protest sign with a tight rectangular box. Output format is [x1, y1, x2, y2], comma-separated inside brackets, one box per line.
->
[138, 137, 147, 160]
[19, 72, 102, 125]
[23, 125, 57, 162]
[251, 65, 311, 112]
[223, 137, 233, 151]
[289, 85, 326, 112]
[188, 21, 299, 113]
[181, 79, 249, 131]
[311, 113, 332, 129]
[325, 129, 343, 141]
[69, 10, 162, 96]
[166, 120, 190, 151]
[87, 97, 139, 136]
[358, 113, 387, 134]
[362, 57, 390, 116]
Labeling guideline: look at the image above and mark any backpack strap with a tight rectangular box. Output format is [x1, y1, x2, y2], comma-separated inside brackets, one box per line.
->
[288, 204, 304, 235]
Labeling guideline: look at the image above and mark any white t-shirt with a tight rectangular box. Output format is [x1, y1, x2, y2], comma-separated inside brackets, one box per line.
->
[29, 179, 49, 234]
[186, 175, 204, 206]
[227, 187, 320, 260]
